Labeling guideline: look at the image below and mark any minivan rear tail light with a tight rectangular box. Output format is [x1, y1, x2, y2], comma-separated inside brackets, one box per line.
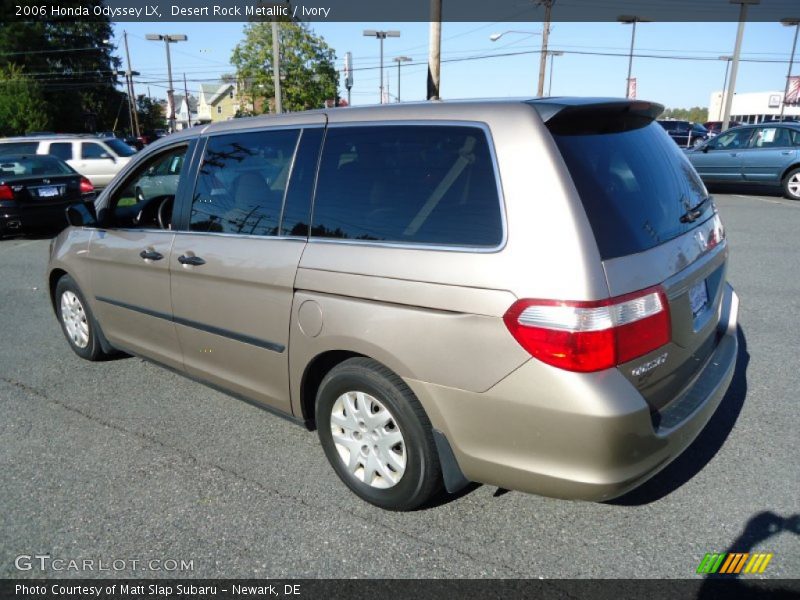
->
[503, 286, 671, 373]
[0, 184, 13, 200]
[79, 177, 94, 194]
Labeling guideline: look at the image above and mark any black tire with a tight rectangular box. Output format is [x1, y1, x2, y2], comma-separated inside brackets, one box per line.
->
[782, 167, 800, 201]
[315, 357, 444, 511]
[54, 274, 106, 361]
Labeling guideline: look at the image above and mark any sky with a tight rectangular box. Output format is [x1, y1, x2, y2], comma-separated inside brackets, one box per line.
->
[112, 20, 799, 110]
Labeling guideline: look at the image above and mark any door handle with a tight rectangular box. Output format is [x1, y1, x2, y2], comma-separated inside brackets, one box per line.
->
[178, 254, 206, 266]
[729, 153, 738, 157]
[139, 249, 163, 261]
[781, 151, 792, 155]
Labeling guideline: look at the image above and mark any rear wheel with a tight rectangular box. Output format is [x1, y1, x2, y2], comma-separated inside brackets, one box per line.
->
[55, 275, 106, 361]
[315, 358, 443, 511]
[782, 167, 800, 201]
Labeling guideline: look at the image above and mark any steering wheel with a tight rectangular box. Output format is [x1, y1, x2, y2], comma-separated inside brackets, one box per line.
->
[157, 197, 174, 230]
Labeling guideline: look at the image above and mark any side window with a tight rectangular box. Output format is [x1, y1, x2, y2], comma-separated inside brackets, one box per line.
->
[81, 142, 111, 160]
[311, 126, 503, 247]
[281, 128, 323, 237]
[714, 129, 752, 150]
[190, 129, 300, 236]
[750, 127, 791, 149]
[0, 142, 38, 155]
[103, 145, 189, 230]
[790, 129, 800, 147]
[48, 142, 73, 161]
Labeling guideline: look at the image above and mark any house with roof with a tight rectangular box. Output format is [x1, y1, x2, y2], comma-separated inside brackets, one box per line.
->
[198, 82, 240, 123]
[171, 94, 199, 130]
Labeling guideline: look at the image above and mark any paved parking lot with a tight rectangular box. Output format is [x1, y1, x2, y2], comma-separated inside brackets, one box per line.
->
[0, 193, 798, 579]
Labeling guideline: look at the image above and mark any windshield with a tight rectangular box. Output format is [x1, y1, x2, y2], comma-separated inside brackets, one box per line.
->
[104, 138, 136, 157]
[552, 121, 714, 260]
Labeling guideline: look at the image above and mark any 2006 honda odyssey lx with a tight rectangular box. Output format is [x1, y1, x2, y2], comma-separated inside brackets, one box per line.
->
[48, 98, 739, 510]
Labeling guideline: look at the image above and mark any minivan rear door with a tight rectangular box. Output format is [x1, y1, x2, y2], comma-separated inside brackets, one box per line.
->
[545, 101, 728, 413]
[169, 120, 325, 414]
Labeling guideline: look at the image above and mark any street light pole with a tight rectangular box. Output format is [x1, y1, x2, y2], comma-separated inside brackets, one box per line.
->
[618, 15, 649, 98]
[489, 30, 542, 95]
[718, 56, 732, 121]
[146, 33, 188, 133]
[721, 0, 760, 132]
[547, 50, 563, 97]
[779, 18, 800, 122]
[393, 56, 411, 102]
[363, 30, 401, 104]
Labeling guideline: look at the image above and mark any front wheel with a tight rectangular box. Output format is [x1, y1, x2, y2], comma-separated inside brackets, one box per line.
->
[55, 275, 107, 361]
[782, 167, 800, 201]
[316, 358, 444, 511]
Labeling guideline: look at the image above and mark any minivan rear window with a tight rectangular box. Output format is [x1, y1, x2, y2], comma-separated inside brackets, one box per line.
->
[312, 125, 503, 247]
[552, 121, 713, 260]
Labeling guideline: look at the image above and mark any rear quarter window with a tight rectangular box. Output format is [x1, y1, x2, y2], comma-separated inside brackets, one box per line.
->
[311, 125, 503, 248]
[0, 142, 39, 155]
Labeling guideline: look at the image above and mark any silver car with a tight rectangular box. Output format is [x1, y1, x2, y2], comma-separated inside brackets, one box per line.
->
[48, 99, 739, 510]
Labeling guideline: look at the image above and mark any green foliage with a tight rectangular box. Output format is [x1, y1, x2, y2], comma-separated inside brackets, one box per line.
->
[0, 1, 123, 132]
[231, 22, 338, 113]
[136, 95, 164, 133]
[0, 65, 49, 136]
[661, 107, 709, 123]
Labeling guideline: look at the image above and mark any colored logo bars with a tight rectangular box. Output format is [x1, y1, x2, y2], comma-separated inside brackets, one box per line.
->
[697, 552, 773, 575]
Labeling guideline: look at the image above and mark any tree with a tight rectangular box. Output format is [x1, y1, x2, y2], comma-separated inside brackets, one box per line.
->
[0, 1, 123, 132]
[0, 65, 50, 136]
[231, 22, 338, 113]
[661, 107, 709, 123]
[136, 95, 165, 133]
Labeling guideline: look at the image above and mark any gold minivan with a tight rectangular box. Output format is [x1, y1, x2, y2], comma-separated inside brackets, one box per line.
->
[48, 99, 739, 510]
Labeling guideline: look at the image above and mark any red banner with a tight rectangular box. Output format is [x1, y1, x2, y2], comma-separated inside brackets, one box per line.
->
[785, 76, 800, 105]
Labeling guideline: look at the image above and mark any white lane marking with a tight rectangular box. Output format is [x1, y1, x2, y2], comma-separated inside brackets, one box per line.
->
[731, 194, 799, 207]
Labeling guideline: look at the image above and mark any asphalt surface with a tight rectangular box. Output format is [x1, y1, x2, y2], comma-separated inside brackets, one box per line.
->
[1, 193, 798, 580]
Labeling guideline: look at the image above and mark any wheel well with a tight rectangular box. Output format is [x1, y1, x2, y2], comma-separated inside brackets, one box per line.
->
[781, 163, 800, 182]
[300, 350, 364, 430]
[48, 268, 67, 311]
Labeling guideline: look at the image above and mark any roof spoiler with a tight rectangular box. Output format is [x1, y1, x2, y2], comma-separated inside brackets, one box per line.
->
[528, 100, 664, 135]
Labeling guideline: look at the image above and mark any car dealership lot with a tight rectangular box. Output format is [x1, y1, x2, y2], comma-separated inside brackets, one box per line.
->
[0, 193, 798, 579]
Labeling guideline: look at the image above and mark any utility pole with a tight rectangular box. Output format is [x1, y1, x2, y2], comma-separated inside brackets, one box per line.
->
[428, 0, 442, 100]
[718, 56, 732, 121]
[536, 0, 554, 97]
[122, 31, 140, 137]
[363, 30, 401, 104]
[779, 18, 800, 122]
[344, 52, 353, 106]
[183, 73, 191, 127]
[272, 20, 282, 114]
[146, 33, 188, 133]
[721, 0, 760, 132]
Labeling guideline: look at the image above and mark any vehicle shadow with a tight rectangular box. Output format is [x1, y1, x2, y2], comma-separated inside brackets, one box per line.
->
[696, 511, 800, 599]
[609, 326, 749, 506]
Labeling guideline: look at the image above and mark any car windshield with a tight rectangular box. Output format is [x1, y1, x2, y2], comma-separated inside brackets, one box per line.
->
[0, 155, 73, 178]
[551, 121, 714, 260]
[103, 138, 136, 157]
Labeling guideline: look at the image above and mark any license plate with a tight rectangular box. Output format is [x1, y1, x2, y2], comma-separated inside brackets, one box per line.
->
[38, 186, 60, 197]
[689, 279, 709, 318]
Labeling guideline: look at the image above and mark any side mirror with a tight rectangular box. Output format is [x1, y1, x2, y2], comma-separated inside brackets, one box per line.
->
[66, 203, 97, 228]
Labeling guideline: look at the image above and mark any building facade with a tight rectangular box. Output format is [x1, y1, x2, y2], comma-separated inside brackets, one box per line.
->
[709, 90, 800, 124]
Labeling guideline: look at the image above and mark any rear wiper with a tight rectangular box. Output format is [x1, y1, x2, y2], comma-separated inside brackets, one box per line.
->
[680, 195, 711, 223]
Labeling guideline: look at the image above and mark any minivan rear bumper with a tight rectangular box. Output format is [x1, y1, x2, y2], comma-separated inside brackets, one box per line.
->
[407, 283, 739, 501]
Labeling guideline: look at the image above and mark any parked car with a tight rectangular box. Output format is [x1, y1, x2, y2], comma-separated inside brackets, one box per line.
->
[133, 151, 184, 204]
[0, 154, 94, 238]
[658, 120, 709, 147]
[686, 123, 800, 200]
[0, 135, 134, 188]
[702, 121, 743, 137]
[49, 99, 738, 510]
